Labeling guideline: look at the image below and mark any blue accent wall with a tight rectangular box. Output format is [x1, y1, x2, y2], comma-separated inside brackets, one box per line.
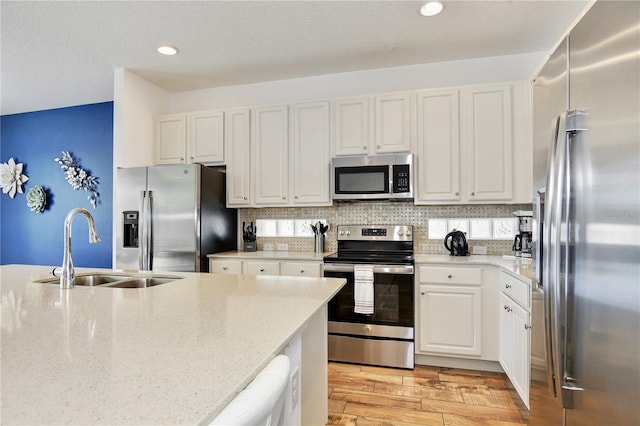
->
[1, 102, 113, 267]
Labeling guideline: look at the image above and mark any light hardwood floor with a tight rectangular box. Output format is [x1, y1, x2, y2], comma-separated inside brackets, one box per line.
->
[327, 362, 529, 426]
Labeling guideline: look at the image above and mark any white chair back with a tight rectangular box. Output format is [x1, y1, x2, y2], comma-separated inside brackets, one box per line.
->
[210, 355, 290, 426]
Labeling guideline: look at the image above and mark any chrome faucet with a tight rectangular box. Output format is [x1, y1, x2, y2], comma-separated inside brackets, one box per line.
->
[60, 207, 100, 289]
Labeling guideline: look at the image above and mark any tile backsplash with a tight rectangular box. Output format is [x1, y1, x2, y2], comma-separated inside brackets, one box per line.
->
[238, 203, 531, 255]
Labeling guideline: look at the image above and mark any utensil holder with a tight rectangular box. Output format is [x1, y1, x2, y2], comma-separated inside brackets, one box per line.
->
[314, 234, 324, 253]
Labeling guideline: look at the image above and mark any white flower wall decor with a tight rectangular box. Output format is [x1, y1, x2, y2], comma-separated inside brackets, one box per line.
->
[0, 157, 29, 198]
[54, 151, 100, 209]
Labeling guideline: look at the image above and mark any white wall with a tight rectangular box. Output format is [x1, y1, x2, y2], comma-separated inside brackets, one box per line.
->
[113, 69, 170, 168]
[169, 52, 546, 113]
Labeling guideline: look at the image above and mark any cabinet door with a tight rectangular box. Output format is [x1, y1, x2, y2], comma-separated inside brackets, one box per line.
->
[225, 108, 251, 206]
[333, 97, 371, 156]
[499, 293, 514, 375]
[243, 261, 280, 276]
[188, 110, 224, 164]
[209, 259, 242, 274]
[416, 89, 461, 203]
[511, 301, 530, 406]
[280, 262, 322, 277]
[463, 84, 513, 201]
[155, 114, 186, 164]
[418, 284, 482, 356]
[291, 101, 331, 205]
[374, 92, 412, 153]
[253, 105, 289, 205]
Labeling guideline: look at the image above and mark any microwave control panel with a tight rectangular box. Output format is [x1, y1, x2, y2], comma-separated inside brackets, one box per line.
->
[392, 164, 411, 193]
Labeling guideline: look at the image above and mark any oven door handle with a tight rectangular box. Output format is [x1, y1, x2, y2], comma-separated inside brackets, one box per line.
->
[323, 263, 414, 275]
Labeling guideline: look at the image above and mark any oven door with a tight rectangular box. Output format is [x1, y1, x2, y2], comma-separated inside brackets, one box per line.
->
[323, 263, 414, 328]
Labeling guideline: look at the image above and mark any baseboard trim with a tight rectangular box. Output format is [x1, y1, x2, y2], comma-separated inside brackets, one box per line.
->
[415, 354, 504, 373]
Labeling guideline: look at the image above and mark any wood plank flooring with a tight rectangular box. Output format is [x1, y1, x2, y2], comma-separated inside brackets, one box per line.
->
[327, 362, 529, 426]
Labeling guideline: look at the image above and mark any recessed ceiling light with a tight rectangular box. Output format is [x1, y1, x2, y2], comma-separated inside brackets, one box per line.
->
[157, 46, 178, 56]
[419, 1, 444, 17]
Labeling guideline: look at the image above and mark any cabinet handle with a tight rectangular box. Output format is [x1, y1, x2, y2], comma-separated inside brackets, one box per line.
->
[448, 274, 453, 279]
[505, 283, 512, 289]
[525, 324, 531, 330]
[504, 304, 509, 310]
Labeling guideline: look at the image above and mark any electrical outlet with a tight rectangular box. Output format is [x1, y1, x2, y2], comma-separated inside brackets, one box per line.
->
[473, 245, 487, 255]
[277, 243, 288, 251]
[263, 243, 274, 251]
[290, 367, 300, 409]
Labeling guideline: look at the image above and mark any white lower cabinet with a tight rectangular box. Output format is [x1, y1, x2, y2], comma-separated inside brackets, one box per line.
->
[416, 265, 498, 360]
[209, 258, 322, 278]
[498, 272, 531, 408]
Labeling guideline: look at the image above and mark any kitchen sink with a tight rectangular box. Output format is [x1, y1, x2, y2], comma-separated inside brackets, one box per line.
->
[102, 276, 181, 288]
[35, 273, 183, 288]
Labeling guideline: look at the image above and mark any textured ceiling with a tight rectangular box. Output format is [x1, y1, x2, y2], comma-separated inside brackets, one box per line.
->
[0, 0, 589, 115]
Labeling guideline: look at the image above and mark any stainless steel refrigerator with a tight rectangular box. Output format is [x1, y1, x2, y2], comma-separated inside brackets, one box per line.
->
[531, 1, 639, 425]
[115, 164, 237, 272]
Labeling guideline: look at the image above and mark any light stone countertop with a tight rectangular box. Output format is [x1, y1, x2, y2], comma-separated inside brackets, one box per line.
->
[208, 251, 533, 282]
[0, 264, 345, 425]
[414, 254, 533, 282]
[208, 250, 330, 261]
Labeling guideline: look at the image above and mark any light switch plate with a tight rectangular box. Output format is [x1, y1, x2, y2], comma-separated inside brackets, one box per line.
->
[263, 243, 274, 251]
[277, 243, 288, 251]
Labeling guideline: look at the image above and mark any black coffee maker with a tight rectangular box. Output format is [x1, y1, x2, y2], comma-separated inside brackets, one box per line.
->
[444, 230, 469, 256]
[513, 211, 533, 258]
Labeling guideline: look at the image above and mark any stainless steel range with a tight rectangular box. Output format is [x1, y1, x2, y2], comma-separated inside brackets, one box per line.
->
[323, 225, 414, 369]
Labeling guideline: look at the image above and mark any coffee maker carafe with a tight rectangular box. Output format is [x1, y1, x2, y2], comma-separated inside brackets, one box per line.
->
[513, 210, 533, 258]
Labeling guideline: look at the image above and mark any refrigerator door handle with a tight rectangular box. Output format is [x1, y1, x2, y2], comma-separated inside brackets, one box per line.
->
[140, 190, 153, 271]
[559, 110, 588, 409]
[544, 113, 563, 399]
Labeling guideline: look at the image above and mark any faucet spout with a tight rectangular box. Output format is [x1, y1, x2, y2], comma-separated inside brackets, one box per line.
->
[60, 208, 101, 289]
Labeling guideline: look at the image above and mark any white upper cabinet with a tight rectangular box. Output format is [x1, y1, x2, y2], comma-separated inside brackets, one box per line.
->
[333, 97, 372, 156]
[416, 88, 461, 202]
[225, 108, 251, 206]
[463, 84, 513, 201]
[155, 114, 186, 164]
[416, 82, 529, 204]
[252, 105, 289, 205]
[333, 92, 412, 156]
[291, 101, 331, 205]
[155, 111, 224, 165]
[375, 92, 413, 154]
[188, 111, 224, 164]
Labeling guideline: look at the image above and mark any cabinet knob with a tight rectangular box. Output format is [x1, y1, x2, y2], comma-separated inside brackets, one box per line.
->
[420, 291, 425, 295]
[363, 146, 367, 150]
[504, 304, 509, 310]
[243, 197, 248, 200]
[471, 192, 475, 196]
[376, 145, 381, 149]
[505, 284, 512, 289]
[294, 196, 298, 199]
[300, 270, 305, 274]
[282, 196, 286, 200]
[190, 156, 194, 160]
[180, 157, 184, 161]
[525, 324, 531, 330]
[455, 192, 459, 196]
[222, 266, 228, 271]
[448, 274, 453, 279]
[259, 268, 265, 272]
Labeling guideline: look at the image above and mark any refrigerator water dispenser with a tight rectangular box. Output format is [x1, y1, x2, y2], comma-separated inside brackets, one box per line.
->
[123, 211, 139, 248]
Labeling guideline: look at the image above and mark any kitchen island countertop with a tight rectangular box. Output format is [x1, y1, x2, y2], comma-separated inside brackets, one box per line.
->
[0, 264, 345, 425]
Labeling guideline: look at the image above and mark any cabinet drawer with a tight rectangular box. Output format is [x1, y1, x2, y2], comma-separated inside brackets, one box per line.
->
[209, 259, 242, 274]
[280, 262, 321, 277]
[243, 261, 280, 276]
[501, 272, 530, 309]
[419, 266, 482, 285]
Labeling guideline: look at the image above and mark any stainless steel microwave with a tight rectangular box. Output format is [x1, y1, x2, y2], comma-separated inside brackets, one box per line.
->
[331, 153, 413, 202]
